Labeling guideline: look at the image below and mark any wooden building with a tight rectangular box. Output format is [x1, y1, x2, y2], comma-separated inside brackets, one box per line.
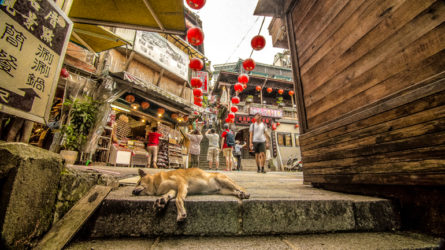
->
[255, 0, 445, 235]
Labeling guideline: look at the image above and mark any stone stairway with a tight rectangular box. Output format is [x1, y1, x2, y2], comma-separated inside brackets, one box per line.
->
[65, 169, 442, 249]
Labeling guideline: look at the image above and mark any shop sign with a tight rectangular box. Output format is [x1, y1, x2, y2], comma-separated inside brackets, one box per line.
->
[0, 0, 72, 123]
[249, 107, 283, 118]
[235, 114, 272, 126]
[195, 70, 208, 93]
[134, 31, 189, 80]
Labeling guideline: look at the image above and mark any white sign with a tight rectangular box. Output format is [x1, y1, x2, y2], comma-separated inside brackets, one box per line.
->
[134, 31, 189, 80]
[0, 0, 72, 123]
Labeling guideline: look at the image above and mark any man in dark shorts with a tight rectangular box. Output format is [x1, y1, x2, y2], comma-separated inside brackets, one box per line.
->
[249, 113, 270, 173]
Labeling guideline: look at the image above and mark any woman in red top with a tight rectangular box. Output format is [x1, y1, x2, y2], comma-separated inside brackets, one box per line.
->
[146, 127, 162, 168]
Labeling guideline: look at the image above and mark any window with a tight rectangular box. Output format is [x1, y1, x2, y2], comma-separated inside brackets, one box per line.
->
[294, 134, 300, 147]
[277, 133, 293, 147]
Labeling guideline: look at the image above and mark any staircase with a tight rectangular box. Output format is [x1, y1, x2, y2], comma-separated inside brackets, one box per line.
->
[198, 136, 226, 169]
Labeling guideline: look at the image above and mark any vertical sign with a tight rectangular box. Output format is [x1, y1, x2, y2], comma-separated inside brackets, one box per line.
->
[195, 70, 208, 93]
[0, 0, 72, 123]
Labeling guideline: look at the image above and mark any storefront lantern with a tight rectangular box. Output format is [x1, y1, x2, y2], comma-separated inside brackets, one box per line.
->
[255, 85, 262, 92]
[242, 58, 255, 71]
[231, 96, 240, 104]
[266, 87, 273, 93]
[251, 35, 266, 50]
[295, 124, 299, 128]
[125, 95, 135, 103]
[191, 77, 203, 88]
[234, 83, 243, 92]
[238, 74, 249, 84]
[251, 117, 256, 123]
[228, 113, 235, 119]
[193, 88, 203, 97]
[184, 115, 189, 121]
[242, 83, 247, 90]
[276, 122, 281, 126]
[141, 101, 150, 110]
[231, 106, 238, 113]
[187, 27, 204, 46]
[194, 101, 202, 107]
[194, 96, 203, 103]
[225, 117, 231, 123]
[272, 124, 277, 130]
[171, 113, 178, 119]
[278, 89, 284, 95]
[193, 111, 199, 115]
[186, 0, 206, 10]
[60, 68, 69, 78]
[288, 90, 295, 96]
[157, 108, 165, 115]
[189, 58, 204, 71]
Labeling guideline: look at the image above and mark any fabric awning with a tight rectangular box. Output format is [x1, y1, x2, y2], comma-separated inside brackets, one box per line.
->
[69, 0, 186, 36]
[70, 23, 131, 53]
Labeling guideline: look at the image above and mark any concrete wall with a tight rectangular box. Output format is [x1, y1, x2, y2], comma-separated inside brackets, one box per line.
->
[274, 123, 301, 168]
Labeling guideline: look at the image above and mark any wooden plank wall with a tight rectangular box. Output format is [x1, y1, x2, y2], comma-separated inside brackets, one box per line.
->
[287, 0, 445, 185]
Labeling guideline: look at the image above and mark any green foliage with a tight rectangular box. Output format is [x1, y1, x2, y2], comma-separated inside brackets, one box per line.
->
[61, 97, 100, 151]
[246, 95, 254, 103]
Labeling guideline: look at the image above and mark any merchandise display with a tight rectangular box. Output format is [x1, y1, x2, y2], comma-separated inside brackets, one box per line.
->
[156, 124, 187, 169]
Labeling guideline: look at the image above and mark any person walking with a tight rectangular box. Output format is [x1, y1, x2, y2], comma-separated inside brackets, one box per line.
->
[249, 113, 270, 173]
[233, 140, 246, 171]
[205, 128, 220, 170]
[221, 124, 235, 171]
[187, 129, 203, 168]
[146, 127, 162, 168]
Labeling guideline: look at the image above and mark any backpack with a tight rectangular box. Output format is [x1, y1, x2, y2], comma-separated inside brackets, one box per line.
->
[225, 131, 235, 147]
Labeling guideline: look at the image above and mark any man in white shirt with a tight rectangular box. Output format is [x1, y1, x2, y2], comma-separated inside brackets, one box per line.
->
[249, 113, 270, 173]
[205, 128, 220, 170]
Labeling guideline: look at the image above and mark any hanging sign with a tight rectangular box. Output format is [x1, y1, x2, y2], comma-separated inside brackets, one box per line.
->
[195, 70, 208, 93]
[249, 107, 283, 118]
[0, 0, 73, 123]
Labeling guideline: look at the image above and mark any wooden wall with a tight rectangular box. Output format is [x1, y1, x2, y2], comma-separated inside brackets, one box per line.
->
[286, 0, 445, 185]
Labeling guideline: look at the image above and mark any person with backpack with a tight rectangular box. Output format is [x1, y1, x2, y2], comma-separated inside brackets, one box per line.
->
[249, 113, 270, 173]
[221, 123, 235, 171]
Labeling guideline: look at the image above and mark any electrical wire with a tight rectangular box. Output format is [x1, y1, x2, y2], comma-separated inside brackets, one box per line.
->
[249, 16, 266, 58]
[224, 16, 261, 64]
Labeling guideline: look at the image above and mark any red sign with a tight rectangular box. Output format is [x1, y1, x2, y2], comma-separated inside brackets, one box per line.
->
[235, 114, 272, 126]
[195, 71, 208, 93]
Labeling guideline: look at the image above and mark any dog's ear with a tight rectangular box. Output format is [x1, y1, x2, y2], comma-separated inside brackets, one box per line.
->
[138, 169, 147, 177]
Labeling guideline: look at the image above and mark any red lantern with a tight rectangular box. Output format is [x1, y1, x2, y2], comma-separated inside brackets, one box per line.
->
[266, 88, 273, 93]
[171, 113, 178, 119]
[238, 74, 249, 84]
[193, 88, 203, 97]
[255, 85, 262, 92]
[272, 124, 277, 131]
[125, 95, 135, 103]
[243, 58, 255, 71]
[60, 68, 69, 78]
[251, 35, 266, 51]
[189, 58, 204, 71]
[184, 115, 189, 121]
[157, 108, 165, 115]
[234, 83, 243, 92]
[276, 122, 281, 126]
[278, 89, 284, 95]
[231, 96, 240, 104]
[141, 101, 150, 110]
[191, 77, 203, 88]
[251, 118, 256, 123]
[228, 113, 235, 119]
[295, 124, 299, 128]
[194, 101, 202, 107]
[187, 27, 204, 46]
[225, 117, 231, 123]
[193, 111, 199, 115]
[186, 0, 206, 10]
[288, 90, 295, 96]
[231, 106, 238, 113]
[194, 96, 203, 102]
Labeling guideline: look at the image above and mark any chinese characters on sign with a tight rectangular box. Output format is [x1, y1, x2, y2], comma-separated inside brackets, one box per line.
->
[195, 70, 208, 93]
[249, 107, 283, 118]
[0, 0, 72, 123]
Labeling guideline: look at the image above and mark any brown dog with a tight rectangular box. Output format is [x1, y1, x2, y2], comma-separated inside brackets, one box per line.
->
[132, 168, 250, 221]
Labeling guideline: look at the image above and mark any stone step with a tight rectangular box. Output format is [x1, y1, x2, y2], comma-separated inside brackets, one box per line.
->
[82, 171, 400, 238]
[67, 232, 442, 250]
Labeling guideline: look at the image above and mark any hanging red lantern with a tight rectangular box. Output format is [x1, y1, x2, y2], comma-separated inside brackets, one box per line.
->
[278, 89, 284, 95]
[230, 106, 238, 113]
[157, 108, 165, 115]
[191, 77, 203, 88]
[171, 113, 178, 119]
[193, 111, 199, 115]
[255, 85, 262, 92]
[251, 117, 256, 123]
[60, 68, 69, 78]
[234, 83, 243, 92]
[243, 83, 248, 90]
[125, 95, 135, 103]
[189, 58, 204, 71]
[288, 90, 295, 96]
[231, 96, 240, 104]
[193, 88, 203, 97]
[194, 96, 203, 102]
[266, 88, 273, 93]
[194, 101, 203, 107]
[225, 117, 231, 123]
[238, 74, 249, 84]
[272, 124, 277, 130]
[295, 124, 299, 128]
[141, 101, 150, 110]
[186, 0, 206, 9]
[228, 113, 235, 119]
[187, 27, 204, 46]
[243, 58, 255, 71]
[251, 35, 266, 51]
[276, 122, 281, 126]
[184, 115, 189, 121]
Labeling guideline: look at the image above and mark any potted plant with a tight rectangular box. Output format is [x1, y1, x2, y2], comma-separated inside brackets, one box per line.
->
[60, 97, 99, 164]
[276, 97, 285, 107]
[246, 95, 254, 103]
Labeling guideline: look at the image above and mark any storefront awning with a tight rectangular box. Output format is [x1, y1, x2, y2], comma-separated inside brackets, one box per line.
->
[69, 0, 186, 36]
[160, 34, 205, 60]
[70, 23, 131, 53]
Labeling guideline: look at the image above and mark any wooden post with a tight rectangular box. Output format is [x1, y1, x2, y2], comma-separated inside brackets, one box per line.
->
[124, 51, 135, 71]
[156, 69, 165, 86]
[180, 81, 187, 98]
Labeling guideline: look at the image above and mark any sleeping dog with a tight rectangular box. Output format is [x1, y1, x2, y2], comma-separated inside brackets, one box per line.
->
[132, 168, 250, 221]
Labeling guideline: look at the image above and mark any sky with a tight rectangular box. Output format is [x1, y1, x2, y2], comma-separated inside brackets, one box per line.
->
[185, 0, 285, 69]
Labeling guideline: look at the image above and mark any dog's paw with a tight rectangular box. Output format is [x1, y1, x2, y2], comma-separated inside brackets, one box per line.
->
[177, 213, 187, 222]
[154, 197, 167, 210]
[238, 191, 250, 200]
